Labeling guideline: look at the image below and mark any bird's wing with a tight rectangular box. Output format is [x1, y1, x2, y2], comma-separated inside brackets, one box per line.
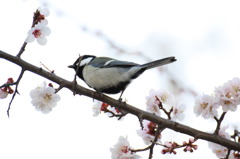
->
[90, 57, 138, 68]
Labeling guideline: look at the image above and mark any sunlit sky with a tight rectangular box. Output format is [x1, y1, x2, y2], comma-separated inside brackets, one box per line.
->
[1, 0, 240, 158]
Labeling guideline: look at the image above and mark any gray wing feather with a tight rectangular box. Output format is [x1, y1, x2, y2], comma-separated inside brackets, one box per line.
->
[90, 57, 138, 68]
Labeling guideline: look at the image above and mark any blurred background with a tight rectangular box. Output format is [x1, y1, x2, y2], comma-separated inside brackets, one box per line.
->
[0, 0, 240, 158]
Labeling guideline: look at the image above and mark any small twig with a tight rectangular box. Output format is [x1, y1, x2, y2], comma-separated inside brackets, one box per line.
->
[0, 82, 17, 88]
[131, 143, 154, 153]
[148, 125, 163, 159]
[231, 129, 240, 142]
[40, 62, 54, 73]
[104, 109, 128, 120]
[55, 85, 63, 93]
[16, 42, 28, 58]
[7, 69, 25, 117]
[137, 114, 144, 130]
[214, 112, 227, 135]
[224, 149, 231, 159]
[155, 96, 173, 120]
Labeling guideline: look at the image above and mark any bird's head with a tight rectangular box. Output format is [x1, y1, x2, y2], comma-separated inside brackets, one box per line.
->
[68, 55, 96, 80]
[68, 55, 96, 70]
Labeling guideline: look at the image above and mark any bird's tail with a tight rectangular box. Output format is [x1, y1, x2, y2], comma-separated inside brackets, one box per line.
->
[140, 56, 176, 70]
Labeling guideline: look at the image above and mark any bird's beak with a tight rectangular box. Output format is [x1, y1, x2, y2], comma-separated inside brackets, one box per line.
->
[68, 65, 74, 68]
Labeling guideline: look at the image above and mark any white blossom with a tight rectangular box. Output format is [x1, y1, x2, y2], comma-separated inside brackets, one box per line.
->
[146, 89, 174, 116]
[136, 120, 161, 145]
[37, 7, 50, 25]
[171, 103, 186, 121]
[30, 82, 60, 114]
[194, 94, 219, 119]
[218, 126, 231, 139]
[215, 77, 240, 112]
[208, 142, 228, 158]
[92, 100, 102, 117]
[208, 126, 231, 158]
[25, 23, 51, 45]
[110, 136, 141, 159]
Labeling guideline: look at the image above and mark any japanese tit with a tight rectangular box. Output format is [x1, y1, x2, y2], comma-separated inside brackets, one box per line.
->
[68, 55, 176, 100]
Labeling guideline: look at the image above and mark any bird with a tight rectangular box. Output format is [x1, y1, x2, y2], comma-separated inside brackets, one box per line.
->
[68, 55, 176, 100]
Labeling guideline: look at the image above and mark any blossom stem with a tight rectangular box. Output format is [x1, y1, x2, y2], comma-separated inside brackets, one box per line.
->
[214, 112, 227, 135]
[16, 42, 28, 58]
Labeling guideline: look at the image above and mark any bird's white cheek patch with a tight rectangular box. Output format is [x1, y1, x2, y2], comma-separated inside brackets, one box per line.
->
[80, 57, 93, 66]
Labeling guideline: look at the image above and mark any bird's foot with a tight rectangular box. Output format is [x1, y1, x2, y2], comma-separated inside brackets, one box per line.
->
[92, 91, 103, 102]
[118, 97, 127, 105]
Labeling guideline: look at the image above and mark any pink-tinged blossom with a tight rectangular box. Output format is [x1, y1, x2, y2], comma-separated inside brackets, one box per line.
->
[183, 138, 198, 153]
[194, 94, 219, 119]
[161, 141, 178, 154]
[215, 77, 240, 112]
[0, 78, 14, 99]
[30, 82, 60, 114]
[146, 89, 174, 116]
[25, 23, 51, 45]
[136, 120, 161, 145]
[36, 7, 50, 25]
[92, 100, 109, 116]
[110, 136, 141, 159]
[0, 89, 8, 99]
[92, 100, 120, 117]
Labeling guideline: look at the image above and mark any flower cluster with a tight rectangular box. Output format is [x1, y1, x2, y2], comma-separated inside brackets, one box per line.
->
[145, 89, 185, 120]
[194, 77, 240, 119]
[25, 7, 51, 45]
[182, 138, 198, 152]
[0, 78, 14, 99]
[161, 141, 179, 155]
[30, 82, 60, 114]
[161, 138, 198, 155]
[110, 136, 140, 159]
[136, 120, 161, 145]
[194, 94, 219, 119]
[208, 126, 240, 158]
[92, 100, 121, 117]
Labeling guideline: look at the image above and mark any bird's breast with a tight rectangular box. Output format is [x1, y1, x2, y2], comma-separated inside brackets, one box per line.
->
[82, 65, 141, 91]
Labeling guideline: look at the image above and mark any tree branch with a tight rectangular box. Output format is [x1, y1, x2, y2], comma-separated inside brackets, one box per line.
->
[0, 50, 240, 151]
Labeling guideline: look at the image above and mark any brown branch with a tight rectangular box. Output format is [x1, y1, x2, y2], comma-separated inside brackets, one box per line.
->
[1, 50, 240, 151]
